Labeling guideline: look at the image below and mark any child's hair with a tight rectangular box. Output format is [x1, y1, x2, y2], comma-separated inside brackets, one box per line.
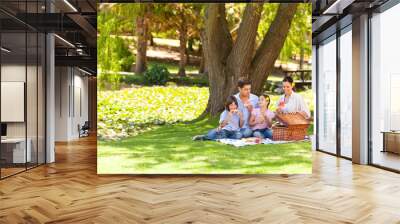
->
[261, 94, 271, 109]
[225, 95, 238, 111]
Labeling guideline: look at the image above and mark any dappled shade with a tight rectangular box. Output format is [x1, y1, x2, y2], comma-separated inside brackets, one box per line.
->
[98, 118, 312, 174]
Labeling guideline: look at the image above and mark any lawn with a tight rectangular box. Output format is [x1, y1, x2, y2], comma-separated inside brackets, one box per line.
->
[97, 117, 312, 174]
[97, 86, 313, 174]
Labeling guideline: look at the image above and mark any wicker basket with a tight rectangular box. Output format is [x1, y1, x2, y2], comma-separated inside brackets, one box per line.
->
[272, 112, 310, 141]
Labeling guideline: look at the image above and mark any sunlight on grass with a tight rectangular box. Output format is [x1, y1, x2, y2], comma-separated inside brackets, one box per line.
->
[97, 118, 312, 174]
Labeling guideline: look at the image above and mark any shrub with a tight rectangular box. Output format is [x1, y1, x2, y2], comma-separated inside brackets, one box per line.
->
[120, 74, 146, 86]
[169, 76, 209, 87]
[143, 64, 170, 85]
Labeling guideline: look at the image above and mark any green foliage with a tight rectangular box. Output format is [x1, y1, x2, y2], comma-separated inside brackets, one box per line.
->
[280, 4, 312, 63]
[143, 64, 171, 85]
[147, 61, 198, 75]
[169, 76, 209, 87]
[98, 73, 121, 91]
[257, 3, 312, 63]
[120, 74, 146, 86]
[120, 74, 208, 87]
[97, 86, 209, 140]
[98, 11, 134, 72]
[98, 9, 135, 90]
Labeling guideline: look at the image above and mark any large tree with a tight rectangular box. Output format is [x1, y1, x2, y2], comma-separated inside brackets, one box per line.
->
[135, 4, 150, 74]
[202, 3, 298, 116]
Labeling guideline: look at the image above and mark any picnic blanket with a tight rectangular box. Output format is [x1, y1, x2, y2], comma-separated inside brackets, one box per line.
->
[216, 138, 307, 147]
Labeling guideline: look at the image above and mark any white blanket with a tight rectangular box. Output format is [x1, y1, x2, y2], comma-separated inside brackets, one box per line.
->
[216, 138, 302, 147]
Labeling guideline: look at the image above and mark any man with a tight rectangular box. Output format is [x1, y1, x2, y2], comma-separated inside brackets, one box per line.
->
[234, 78, 259, 138]
[276, 76, 310, 118]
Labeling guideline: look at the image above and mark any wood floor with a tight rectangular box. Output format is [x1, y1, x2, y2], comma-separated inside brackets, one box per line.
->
[372, 151, 400, 171]
[1, 136, 400, 224]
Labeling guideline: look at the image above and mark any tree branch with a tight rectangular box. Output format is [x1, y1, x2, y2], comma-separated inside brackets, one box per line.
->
[227, 3, 263, 79]
[250, 3, 298, 94]
[204, 3, 232, 64]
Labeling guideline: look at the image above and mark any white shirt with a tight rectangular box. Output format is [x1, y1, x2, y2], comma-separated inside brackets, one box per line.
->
[276, 91, 310, 118]
[234, 93, 259, 129]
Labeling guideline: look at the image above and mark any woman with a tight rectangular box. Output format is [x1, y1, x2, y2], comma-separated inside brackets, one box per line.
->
[276, 76, 310, 118]
[249, 95, 275, 139]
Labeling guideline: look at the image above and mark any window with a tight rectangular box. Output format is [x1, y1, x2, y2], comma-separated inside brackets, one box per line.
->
[339, 27, 352, 158]
[370, 3, 400, 171]
[317, 35, 337, 154]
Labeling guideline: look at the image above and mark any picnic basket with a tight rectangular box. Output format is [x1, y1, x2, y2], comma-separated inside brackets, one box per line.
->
[272, 112, 310, 141]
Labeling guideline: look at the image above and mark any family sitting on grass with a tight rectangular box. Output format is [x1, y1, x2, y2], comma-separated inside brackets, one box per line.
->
[193, 76, 310, 141]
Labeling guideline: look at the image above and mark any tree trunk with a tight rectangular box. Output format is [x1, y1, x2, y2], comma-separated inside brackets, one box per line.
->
[203, 4, 233, 116]
[199, 53, 206, 74]
[149, 33, 154, 46]
[188, 38, 194, 52]
[178, 12, 188, 77]
[135, 9, 149, 74]
[199, 33, 207, 74]
[300, 47, 304, 70]
[203, 3, 298, 116]
[203, 3, 263, 116]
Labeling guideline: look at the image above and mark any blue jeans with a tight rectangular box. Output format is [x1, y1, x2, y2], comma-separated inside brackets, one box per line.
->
[206, 128, 242, 140]
[252, 128, 273, 139]
[239, 128, 253, 138]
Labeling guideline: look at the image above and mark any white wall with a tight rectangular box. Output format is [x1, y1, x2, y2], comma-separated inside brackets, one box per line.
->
[55, 66, 70, 141]
[1, 64, 26, 139]
[1, 62, 46, 164]
[54, 67, 89, 141]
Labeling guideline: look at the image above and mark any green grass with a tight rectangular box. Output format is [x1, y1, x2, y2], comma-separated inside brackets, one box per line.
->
[97, 118, 312, 174]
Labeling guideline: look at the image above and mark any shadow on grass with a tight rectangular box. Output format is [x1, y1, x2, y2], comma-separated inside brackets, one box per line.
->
[98, 118, 312, 174]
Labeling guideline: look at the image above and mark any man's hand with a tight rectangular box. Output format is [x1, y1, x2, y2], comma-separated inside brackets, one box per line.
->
[244, 101, 253, 112]
[237, 110, 243, 118]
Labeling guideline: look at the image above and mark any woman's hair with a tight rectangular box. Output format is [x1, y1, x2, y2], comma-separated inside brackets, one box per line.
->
[282, 76, 294, 84]
[282, 76, 295, 90]
[225, 95, 238, 111]
[261, 94, 271, 109]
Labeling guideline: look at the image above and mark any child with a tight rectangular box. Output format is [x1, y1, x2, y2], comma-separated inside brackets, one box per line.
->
[249, 94, 275, 139]
[193, 96, 244, 141]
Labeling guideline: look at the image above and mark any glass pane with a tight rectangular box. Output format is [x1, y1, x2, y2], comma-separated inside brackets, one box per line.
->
[1, 30, 27, 177]
[340, 28, 352, 158]
[27, 31, 38, 169]
[317, 36, 337, 154]
[38, 32, 45, 165]
[371, 4, 400, 171]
